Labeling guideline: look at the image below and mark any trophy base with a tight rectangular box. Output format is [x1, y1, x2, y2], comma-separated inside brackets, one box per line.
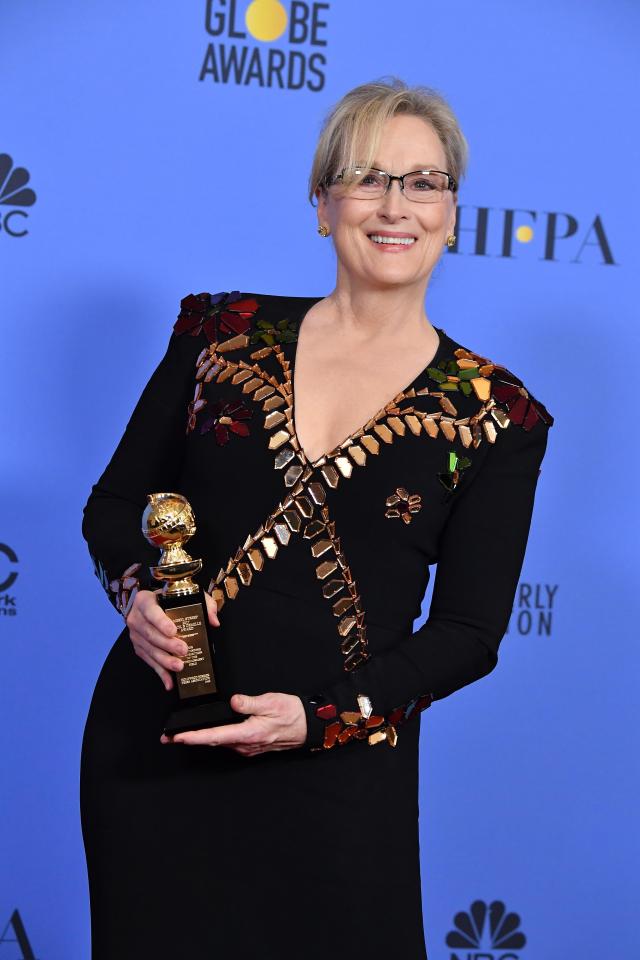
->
[163, 697, 248, 736]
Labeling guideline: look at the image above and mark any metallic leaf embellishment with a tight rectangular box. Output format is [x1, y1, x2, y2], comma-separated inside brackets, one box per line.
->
[310, 690, 434, 752]
[384, 486, 423, 524]
[174, 291, 259, 344]
[428, 347, 554, 432]
[199, 397, 252, 444]
[108, 560, 141, 617]
[249, 314, 299, 346]
[438, 449, 472, 491]
[90, 552, 110, 593]
[302, 504, 369, 672]
[89, 552, 142, 617]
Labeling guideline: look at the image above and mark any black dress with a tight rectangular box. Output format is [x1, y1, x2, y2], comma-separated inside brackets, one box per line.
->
[80, 289, 553, 960]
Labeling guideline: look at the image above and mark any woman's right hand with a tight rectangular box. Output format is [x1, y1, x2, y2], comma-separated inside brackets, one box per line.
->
[125, 589, 220, 691]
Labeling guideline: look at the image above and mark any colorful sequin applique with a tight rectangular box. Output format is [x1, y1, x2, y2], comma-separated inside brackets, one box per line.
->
[309, 691, 434, 751]
[303, 504, 369, 672]
[199, 397, 252, 442]
[249, 315, 299, 346]
[428, 347, 554, 433]
[384, 487, 423, 523]
[90, 553, 141, 618]
[174, 291, 259, 344]
[438, 450, 472, 492]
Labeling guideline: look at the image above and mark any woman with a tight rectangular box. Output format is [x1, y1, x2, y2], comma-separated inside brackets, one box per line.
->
[81, 77, 554, 959]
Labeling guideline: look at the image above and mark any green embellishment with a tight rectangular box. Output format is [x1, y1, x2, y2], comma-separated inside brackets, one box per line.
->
[427, 355, 484, 395]
[249, 316, 299, 346]
[428, 357, 467, 391]
[438, 450, 472, 492]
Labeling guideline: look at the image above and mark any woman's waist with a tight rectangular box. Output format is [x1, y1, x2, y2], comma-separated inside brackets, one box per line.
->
[211, 584, 411, 694]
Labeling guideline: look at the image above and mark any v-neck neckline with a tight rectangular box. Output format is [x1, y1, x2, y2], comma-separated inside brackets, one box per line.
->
[287, 295, 450, 468]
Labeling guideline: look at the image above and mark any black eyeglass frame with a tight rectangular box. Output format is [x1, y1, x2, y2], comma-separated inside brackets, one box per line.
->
[325, 165, 458, 198]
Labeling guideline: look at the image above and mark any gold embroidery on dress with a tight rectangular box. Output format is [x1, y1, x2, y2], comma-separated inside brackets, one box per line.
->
[90, 553, 141, 618]
[384, 487, 423, 523]
[302, 503, 369, 672]
[205, 468, 368, 673]
[207, 474, 317, 609]
[315, 691, 434, 751]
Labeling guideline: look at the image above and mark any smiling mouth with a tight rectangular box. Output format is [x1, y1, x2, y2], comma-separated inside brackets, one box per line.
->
[367, 233, 417, 247]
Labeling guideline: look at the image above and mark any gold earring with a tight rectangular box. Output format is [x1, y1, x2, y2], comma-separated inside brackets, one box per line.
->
[317, 224, 330, 237]
[446, 234, 456, 247]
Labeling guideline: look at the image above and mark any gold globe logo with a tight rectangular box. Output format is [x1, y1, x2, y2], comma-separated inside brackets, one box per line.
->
[245, 0, 288, 42]
[515, 224, 533, 243]
[200, 0, 329, 92]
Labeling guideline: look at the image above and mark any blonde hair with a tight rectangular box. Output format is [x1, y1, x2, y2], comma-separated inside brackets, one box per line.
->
[308, 76, 469, 206]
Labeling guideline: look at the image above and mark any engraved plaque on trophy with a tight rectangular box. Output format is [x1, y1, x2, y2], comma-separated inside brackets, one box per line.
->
[142, 492, 246, 736]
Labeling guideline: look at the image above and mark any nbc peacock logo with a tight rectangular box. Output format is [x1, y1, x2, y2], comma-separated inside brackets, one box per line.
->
[446, 899, 527, 959]
[201, 0, 329, 90]
[0, 154, 36, 238]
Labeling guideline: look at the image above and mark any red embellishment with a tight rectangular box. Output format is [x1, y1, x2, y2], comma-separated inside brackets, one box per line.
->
[324, 721, 342, 749]
[174, 291, 260, 344]
[387, 706, 405, 726]
[491, 378, 554, 430]
[316, 703, 337, 720]
[200, 398, 252, 444]
[186, 382, 206, 433]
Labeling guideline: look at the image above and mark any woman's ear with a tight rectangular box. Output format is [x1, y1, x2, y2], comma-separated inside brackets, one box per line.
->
[448, 196, 458, 237]
[315, 185, 326, 217]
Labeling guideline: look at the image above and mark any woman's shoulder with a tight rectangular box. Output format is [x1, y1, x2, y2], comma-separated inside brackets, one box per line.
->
[172, 289, 314, 346]
[437, 325, 555, 434]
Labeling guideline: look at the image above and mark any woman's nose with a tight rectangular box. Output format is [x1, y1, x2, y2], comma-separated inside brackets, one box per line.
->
[376, 179, 407, 215]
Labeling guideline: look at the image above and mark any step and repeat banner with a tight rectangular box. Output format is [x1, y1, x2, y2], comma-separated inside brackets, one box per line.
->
[1, 1, 637, 957]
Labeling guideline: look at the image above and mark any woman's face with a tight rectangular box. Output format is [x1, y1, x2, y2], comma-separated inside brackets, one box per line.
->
[316, 114, 457, 291]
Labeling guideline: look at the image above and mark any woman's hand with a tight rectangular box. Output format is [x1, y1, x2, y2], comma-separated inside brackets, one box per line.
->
[160, 692, 308, 756]
[126, 589, 220, 690]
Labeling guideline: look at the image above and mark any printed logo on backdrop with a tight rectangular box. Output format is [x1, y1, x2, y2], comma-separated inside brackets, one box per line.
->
[201, 1, 329, 90]
[450, 205, 615, 264]
[0, 909, 36, 959]
[0, 544, 18, 617]
[507, 583, 557, 637]
[0, 155, 36, 239]
[446, 899, 526, 959]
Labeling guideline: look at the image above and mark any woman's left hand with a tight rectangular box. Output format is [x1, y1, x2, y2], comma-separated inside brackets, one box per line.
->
[160, 692, 308, 756]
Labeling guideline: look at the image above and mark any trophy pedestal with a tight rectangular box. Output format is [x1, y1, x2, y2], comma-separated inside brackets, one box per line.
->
[163, 698, 247, 736]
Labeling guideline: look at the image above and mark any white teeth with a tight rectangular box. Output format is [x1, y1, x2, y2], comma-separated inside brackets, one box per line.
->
[369, 235, 415, 245]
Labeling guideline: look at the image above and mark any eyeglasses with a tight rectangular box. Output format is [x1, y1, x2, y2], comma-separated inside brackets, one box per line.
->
[326, 165, 458, 203]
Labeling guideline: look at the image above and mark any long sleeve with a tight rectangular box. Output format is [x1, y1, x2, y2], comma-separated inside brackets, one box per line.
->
[82, 328, 202, 616]
[298, 415, 551, 751]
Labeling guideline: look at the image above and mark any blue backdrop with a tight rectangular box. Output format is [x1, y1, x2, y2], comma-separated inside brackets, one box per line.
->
[2, 1, 638, 957]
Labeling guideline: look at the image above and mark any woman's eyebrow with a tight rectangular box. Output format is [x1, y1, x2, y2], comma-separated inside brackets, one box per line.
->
[370, 161, 440, 171]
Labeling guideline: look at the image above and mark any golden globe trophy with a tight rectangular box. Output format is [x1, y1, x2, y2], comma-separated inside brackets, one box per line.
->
[142, 492, 246, 736]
